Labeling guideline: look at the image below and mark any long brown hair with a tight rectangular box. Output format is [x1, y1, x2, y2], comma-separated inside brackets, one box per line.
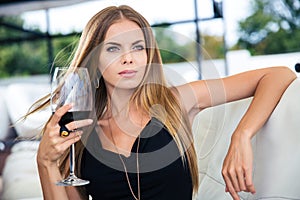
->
[30, 5, 199, 197]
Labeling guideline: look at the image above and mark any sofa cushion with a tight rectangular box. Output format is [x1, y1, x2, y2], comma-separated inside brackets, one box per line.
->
[1, 141, 42, 200]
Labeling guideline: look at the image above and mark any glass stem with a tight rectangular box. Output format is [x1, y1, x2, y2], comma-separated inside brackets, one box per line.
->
[70, 143, 75, 176]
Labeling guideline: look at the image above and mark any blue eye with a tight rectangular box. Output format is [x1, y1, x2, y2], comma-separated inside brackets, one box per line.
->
[107, 46, 119, 52]
[133, 45, 145, 51]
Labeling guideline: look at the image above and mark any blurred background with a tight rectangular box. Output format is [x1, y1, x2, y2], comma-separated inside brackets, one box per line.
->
[0, 0, 299, 83]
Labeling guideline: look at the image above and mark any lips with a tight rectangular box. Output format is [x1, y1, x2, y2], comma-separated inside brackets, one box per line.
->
[118, 70, 137, 78]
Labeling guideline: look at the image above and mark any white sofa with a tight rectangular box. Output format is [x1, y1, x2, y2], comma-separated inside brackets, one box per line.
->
[0, 78, 299, 200]
[0, 81, 51, 200]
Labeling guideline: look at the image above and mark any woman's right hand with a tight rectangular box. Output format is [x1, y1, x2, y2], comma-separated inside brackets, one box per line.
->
[37, 104, 93, 168]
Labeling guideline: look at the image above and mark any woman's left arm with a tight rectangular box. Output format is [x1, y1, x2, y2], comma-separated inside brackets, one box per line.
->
[178, 66, 296, 200]
[220, 66, 296, 200]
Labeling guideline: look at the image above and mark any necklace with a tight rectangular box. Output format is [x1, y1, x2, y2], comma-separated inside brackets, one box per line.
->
[108, 118, 141, 200]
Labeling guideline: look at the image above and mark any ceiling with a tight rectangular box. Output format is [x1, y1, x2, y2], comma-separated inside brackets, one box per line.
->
[0, 0, 90, 16]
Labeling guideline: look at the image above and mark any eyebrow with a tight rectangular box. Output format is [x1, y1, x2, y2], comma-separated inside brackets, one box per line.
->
[104, 39, 145, 46]
[104, 42, 121, 46]
[132, 40, 145, 45]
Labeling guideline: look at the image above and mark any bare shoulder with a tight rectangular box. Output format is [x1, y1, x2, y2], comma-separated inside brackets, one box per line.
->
[170, 80, 209, 115]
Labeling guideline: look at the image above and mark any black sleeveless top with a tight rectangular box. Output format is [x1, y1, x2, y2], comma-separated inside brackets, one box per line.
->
[81, 117, 193, 200]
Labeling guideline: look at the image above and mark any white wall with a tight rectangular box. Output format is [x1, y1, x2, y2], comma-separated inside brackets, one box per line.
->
[227, 50, 300, 75]
[164, 50, 300, 84]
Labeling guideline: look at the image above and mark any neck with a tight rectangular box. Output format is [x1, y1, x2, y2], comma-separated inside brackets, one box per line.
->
[106, 86, 135, 117]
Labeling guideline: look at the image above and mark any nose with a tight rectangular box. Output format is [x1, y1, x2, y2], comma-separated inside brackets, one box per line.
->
[121, 52, 133, 65]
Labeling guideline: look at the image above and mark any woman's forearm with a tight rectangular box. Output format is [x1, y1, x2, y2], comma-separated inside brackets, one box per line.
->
[233, 66, 296, 139]
[37, 162, 70, 200]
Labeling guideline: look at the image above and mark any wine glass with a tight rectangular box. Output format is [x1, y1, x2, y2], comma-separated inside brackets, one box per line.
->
[51, 67, 92, 186]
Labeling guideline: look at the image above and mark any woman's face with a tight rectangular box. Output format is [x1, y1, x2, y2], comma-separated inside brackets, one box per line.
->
[99, 19, 147, 92]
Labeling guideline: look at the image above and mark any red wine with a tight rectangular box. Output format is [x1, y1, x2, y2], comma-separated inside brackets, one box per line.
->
[53, 111, 91, 126]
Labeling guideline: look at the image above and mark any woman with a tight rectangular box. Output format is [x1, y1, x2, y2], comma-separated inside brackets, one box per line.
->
[33, 5, 296, 200]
